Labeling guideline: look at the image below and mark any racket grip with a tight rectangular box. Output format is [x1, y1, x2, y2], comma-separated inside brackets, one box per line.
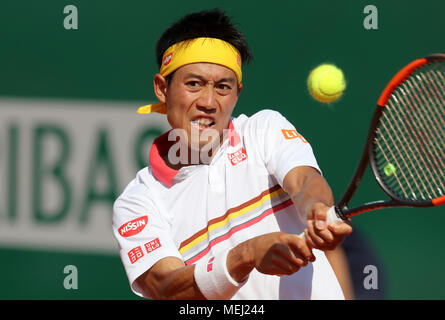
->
[298, 206, 344, 238]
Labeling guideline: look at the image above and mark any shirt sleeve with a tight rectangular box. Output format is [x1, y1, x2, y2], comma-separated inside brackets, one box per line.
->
[112, 177, 183, 298]
[246, 109, 322, 186]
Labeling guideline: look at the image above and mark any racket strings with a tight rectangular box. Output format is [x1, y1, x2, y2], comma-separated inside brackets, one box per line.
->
[378, 96, 440, 200]
[388, 88, 445, 198]
[397, 84, 445, 176]
[413, 66, 445, 139]
[418, 70, 445, 139]
[392, 67, 445, 194]
[409, 71, 445, 163]
[374, 131, 416, 199]
[374, 61, 445, 201]
[388, 100, 440, 198]
[378, 108, 435, 200]
[405, 64, 445, 174]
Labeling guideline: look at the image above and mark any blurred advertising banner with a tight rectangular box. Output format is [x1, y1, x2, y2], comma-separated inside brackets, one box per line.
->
[0, 98, 169, 254]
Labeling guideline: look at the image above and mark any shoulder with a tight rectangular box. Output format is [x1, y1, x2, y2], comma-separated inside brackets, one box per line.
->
[233, 109, 289, 131]
[249, 109, 286, 120]
[112, 167, 166, 235]
[234, 109, 286, 123]
[233, 109, 294, 140]
[113, 168, 157, 215]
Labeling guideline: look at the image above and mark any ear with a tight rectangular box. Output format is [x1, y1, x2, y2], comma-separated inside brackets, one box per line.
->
[153, 74, 168, 103]
[237, 83, 243, 97]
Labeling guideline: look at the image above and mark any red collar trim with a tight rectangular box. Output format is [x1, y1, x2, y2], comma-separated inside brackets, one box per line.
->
[149, 120, 240, 187]
[228, 120, 240, 146]
[149, 131, 178, 187]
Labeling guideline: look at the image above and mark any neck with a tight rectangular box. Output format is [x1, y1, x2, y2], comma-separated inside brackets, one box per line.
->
[160, 131, 228, 170]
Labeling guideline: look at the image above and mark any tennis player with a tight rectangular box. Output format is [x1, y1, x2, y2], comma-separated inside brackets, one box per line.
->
[112, 9, 352, 300]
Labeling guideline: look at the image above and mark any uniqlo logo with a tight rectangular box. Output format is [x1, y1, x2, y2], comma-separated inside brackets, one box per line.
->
[128, 246, 144, 264]
[144, 238, 162, 253]
[281, 129, 308, 143]
[207, 257, 215, 272]
[228, 148, 247, 166]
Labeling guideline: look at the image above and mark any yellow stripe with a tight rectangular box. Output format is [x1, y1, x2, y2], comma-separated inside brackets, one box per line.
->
[179, 188, 285, 254]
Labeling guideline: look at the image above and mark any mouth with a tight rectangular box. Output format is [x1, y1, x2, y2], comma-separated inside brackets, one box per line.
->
[190, 116, 216, 130]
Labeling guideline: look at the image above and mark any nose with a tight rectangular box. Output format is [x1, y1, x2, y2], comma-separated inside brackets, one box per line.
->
[196, 85, 217, 113]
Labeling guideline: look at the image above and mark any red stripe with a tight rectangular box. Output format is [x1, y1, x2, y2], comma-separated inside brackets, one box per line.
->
[179, 185, 282, 249]
[185, 199, 293, 265]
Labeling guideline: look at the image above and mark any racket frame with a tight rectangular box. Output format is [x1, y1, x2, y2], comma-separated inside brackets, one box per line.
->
[335, 54, 445, 219]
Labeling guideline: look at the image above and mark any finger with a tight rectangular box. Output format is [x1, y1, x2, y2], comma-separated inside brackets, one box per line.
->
[306, 220, 325, 247]
[277, 250, 309, 269]
[313, 207, 329, 231]
[288, 235, 316, 262]
[319, 224, 352, 249]
[312, 209, 341, 244]
[307, 219, 335, 247]
[314, 226, 336, 243]
[272, 240, 310, 267]
[327, 222, 353, 237]
[270, 254, 303, 275]
[303, 229, 316, 250]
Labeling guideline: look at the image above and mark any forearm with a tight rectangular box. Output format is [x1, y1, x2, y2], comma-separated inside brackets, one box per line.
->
[283, 166, 353, 251]
[294, 174, 333, 218]
[158, 265, 205, 299]
[284, 167, 334, 219]
[137, 258, 205, 300]
[139, 228, 315, 299]
[138, 248, 252, 300]
[227, 241, 255, 282]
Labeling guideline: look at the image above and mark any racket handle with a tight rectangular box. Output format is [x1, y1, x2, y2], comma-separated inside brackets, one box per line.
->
[298, 206, 344, 238]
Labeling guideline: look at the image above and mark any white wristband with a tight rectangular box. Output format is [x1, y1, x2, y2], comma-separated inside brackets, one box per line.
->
[194, 248, 248, 300]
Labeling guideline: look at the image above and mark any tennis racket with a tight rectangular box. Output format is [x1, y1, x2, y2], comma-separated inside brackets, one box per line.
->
[310, 54, 445, 225]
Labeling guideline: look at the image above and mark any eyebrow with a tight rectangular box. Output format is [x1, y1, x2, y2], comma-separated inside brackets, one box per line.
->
[184, 73, 236, 84]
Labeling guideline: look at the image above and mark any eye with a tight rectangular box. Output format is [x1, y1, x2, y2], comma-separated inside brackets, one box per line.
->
[186, 81, 200, 88]
[216, 83, 231, 91]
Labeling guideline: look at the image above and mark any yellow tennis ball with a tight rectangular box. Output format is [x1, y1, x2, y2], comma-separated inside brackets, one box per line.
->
[307, 64, 346, 103]
[384, 163, 396, 177]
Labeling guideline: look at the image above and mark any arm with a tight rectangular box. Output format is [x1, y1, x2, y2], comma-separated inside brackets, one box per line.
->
[136, 232, 315, 300]
[325, 246, 355, 300]
[282, 166, 353, 250]
[135, 257, 205, 300]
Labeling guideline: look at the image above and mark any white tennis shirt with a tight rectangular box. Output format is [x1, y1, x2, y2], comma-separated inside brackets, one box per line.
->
[112, 109, 344, 300]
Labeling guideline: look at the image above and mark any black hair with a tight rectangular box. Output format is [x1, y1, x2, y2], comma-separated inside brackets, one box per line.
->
[155, 8, 253, 69]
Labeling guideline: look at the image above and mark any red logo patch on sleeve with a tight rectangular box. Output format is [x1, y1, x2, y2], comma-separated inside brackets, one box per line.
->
[118, 216, 148, 237]
[144, 238, 162, 254]
[128, 246, 144, 264]
[228, 148, 247, 166]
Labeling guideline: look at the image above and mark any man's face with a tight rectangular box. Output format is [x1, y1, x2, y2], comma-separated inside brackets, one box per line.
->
[162, 62, 242, 151]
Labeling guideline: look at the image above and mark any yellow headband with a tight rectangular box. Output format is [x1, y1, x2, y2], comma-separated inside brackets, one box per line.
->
[137, 37, 242, 114]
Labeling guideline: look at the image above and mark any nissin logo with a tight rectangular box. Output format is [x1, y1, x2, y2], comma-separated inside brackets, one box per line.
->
[118, 216, 148, 237]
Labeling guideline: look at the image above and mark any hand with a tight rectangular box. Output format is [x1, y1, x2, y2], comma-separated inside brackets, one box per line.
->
[304, 203, 353, 251]
[245, 232, 316, 277]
